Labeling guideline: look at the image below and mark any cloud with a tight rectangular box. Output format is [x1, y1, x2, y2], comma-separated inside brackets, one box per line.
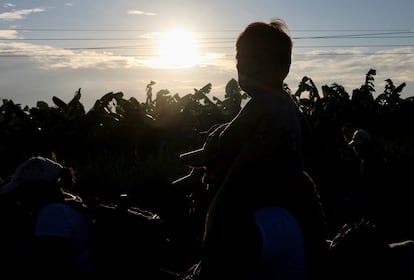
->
[0, 8, 45, 21]
[3, 46, 412, 112]
[0, 41, 145, 70]
[303, 48, 362, 56]
[3, 3, 16, 8]
[290, 47, 414, 95]
[0, 29, 17, 39]
[65, 3, 74, 7]
[127, 10, 156, 16]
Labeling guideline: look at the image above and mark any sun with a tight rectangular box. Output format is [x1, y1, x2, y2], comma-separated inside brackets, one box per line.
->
[149, 31, 200, 69]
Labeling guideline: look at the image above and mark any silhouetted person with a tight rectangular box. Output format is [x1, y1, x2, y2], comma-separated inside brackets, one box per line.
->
[179, 20, 327, 279]
[347, 129, 394, 236]
[0, 156, 96, 275]
[349, 129, 388, 188]
[325, 128, 414, 279]
[181, 123, 301, 279]
[180, 122, 327, 279]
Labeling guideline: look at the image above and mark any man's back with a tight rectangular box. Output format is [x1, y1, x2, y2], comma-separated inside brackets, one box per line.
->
[33, 200, 96, 273]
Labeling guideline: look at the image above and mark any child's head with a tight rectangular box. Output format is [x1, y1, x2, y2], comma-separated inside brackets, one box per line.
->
[236, 19, 292, 94]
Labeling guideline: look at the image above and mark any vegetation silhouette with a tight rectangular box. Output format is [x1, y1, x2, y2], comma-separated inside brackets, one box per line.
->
[1, 70, 414, 273]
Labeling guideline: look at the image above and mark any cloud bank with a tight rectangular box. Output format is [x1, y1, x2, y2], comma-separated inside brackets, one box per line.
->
[0, 8, 45, 20]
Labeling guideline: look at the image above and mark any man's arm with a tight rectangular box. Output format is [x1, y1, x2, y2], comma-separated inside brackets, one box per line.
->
[218, 98, 263, 157]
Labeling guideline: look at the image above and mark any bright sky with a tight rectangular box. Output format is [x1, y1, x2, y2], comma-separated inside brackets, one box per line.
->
[1, 0, 414, 110]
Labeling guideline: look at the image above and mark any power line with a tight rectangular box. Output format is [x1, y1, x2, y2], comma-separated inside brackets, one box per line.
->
[1, 51, 413, 58]
[5, 28, 413, 32]
[2, 35, 414, 41]
[1, 30, 413, 58]
[295, 52, 414, 56]
[1, 30, 414, 41]
[7, 28, 240, 32]
[10, 28, 149, 32]
[294, 31, 414, 39]
[295, 44, 414, 48]
[1, 44, 413, 53]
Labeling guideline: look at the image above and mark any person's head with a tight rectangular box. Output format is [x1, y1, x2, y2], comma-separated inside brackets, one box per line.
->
[236, 19, 292, 95]
[348, 129, 373, 159]
[0, 156, 74, 211]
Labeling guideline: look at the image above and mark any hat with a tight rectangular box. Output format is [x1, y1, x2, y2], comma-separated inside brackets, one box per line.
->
[0, 156, 63, 195]
[179, 123, 229, 168]
[348, 129, 372, 146]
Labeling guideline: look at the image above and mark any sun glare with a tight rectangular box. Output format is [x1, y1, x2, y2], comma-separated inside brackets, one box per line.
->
[148, 31, 200, 69]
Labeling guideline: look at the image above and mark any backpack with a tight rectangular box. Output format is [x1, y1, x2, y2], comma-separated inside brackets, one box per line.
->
[65, 192, 168, 277]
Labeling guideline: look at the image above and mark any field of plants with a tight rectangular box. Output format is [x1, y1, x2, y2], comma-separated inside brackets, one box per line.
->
[1, 69, 414, 239]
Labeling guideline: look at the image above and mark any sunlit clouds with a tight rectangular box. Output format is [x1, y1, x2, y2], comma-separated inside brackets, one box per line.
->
[0, 42, 143, 69]
[3, 3, 16, 8]
[0, 29, 17, 39]
[0, 30, 231, 71]
[290, 47, 414, 94]
[127, 10, 157, 16]
[2, 38, 413, 96]
[1, 1, 413, 109]
[0, 8, 45, 21]
[140, 31, 220, 69]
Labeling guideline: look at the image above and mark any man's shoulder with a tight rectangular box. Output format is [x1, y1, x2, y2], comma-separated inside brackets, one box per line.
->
[37, 202, 87, 224]
[39, 202, 72, 213]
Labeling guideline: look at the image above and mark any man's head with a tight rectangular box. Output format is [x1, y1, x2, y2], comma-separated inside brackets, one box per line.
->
[349, 129, 372, 147]
[0, 156, 73, 197]
[348, 129, 375, 160]
[236, 19, 292, 94]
